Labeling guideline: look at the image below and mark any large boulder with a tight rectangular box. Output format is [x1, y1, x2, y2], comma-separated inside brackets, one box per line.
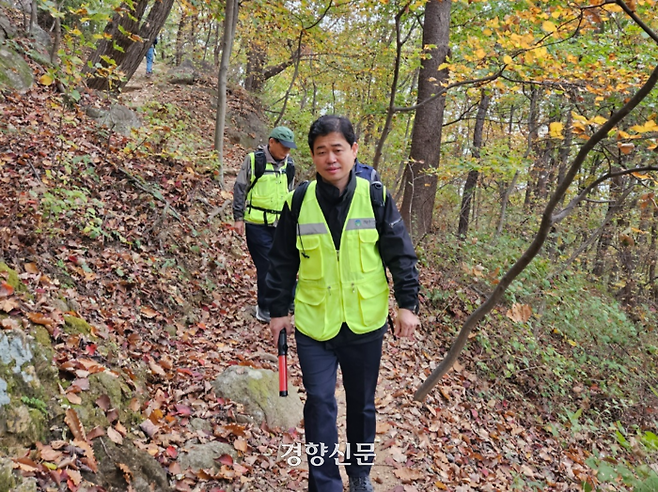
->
[167, 59, 199, 85]
[212, 366, 303, 430]
[178, 441, 237, 473]
[0, 457, 37, 492]
[85, 104, 141, 136]
[0, 278, 58, 454]
[0, 45, 33, 92]
[87, 439, 173, 492]
[0, 13, 16, 41]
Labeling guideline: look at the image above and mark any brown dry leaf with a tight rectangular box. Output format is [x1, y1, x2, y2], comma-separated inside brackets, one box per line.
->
[139, 419, 160, 438]
[118, 463, 133, 483]
[506, 303, 532, 323]
[66, 392, 82, 405]
[115, 421, 128, 436]
[13, 457, 39, 472]
[107, 426, 124, 445]
[24, 262, 39, 274]
[0, 299, 20, 313]
[95, 394, 112, 411]
[50, 440, 68, 450]
[376, 421, 391, 434]
[72, 378, 90, 391]
[67, 468, 82, 485]
[618, 142, 635, 155]
[39, 447, 63, 462]
[0, 281, 14, 297]
[87, 426, 106, 440]
[393, 467, 424, 482]
[65, 408, 86, 441]
[129, 398, 141, 412]
[27, 312, 53, 327]
[233, 438, 248, 452]
[74, 439, 98, 473]
[140, 306, 158, 318]
[148, 358, 166, 376]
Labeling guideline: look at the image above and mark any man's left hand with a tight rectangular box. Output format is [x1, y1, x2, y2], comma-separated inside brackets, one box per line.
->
[393, 308, 419, 339]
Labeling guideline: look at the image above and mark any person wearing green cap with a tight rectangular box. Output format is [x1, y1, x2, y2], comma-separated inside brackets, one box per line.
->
[233, 126, 297, 323]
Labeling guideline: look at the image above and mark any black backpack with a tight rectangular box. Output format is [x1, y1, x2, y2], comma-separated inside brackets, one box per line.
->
[246, 150, 295, 195]
[290, 179, 386, 226]
[353, 159, 381, 183]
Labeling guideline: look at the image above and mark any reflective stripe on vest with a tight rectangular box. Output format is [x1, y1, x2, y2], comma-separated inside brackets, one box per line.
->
[293, 178, 388, 341]
[244, 153, 289, 225]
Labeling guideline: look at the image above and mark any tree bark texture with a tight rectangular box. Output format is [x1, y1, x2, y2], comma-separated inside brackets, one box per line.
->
[458, 91, 490, 238]
[86, 0, 174, 91]
[214, 0, 239, 178]
[400, 0, 452, 240]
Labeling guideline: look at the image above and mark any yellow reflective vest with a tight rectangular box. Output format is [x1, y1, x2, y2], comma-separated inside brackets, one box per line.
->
[244, 153, 290, 225]
[292, 178, 389, 341]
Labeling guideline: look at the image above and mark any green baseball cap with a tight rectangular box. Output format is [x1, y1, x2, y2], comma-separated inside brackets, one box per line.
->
[269, 126, 297, 149]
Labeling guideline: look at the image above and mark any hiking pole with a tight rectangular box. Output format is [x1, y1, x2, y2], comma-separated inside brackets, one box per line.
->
[278, 330, 288, 397]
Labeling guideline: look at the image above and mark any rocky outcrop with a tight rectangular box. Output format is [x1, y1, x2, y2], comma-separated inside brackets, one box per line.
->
[212, 366, 303, 430]
[85, 104, 142, 136]
[0, 45, 33, 92]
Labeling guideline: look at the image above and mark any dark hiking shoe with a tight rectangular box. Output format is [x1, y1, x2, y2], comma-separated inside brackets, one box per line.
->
[349, 476, 374, 492]
[255, 306, 271, 323]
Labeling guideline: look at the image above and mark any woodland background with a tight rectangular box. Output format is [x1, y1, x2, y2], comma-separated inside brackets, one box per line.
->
[1, 0, 658, 490]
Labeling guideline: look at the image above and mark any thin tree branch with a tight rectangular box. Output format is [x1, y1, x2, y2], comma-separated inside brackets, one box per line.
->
[615, 0, 658, 43]
[552, 166, 658, 223]
[394, 69, 504, 113]
[414, 62, 658, 402]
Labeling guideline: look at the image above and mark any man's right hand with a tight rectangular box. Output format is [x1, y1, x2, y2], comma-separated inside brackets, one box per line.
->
[270, 316, 293, 344]
[233, 220, 245, 235]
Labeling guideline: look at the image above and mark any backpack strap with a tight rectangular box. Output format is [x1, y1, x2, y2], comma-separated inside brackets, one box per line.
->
[290, 180, 310, 222]
[370, 181, 386, 231]
[245, 150, 267, 195]
[285, 158, 295, 188]
[290, 180, 385, 226]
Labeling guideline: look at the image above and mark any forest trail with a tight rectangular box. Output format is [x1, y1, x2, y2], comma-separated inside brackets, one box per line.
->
[0, 63, 601, 491]
[110, 68, 597, 491]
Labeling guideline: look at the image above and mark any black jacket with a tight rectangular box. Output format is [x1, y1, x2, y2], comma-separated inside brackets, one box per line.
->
[266, 169, 419, 341]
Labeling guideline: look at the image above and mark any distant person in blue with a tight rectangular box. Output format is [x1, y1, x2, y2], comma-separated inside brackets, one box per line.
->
[145, 36, 158, 77]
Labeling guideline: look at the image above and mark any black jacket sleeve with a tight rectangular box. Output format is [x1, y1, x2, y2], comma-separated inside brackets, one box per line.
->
[265, 201, 300, 318]
[378, 190, 420, 313]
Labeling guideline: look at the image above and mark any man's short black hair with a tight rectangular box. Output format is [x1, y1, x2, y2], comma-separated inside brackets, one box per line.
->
[307, 115, 356, 152]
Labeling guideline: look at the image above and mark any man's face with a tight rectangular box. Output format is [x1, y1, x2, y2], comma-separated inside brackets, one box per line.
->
[268, 138, 292, 161]
[312, 132, 357, 191]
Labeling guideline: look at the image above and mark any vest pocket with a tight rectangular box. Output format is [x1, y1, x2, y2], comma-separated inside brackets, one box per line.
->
[358, 229, 380, 273]
[357, 281, 389, 328]
[296, 235, 323, 280]
[295, 283, 327, 334]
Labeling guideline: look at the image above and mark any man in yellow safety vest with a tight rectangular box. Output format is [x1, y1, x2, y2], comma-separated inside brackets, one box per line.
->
[233, 126, 296, 323]
[267, 115, 420, 492]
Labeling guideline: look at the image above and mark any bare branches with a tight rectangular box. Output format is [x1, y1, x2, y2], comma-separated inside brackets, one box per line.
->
[414, 62, 658, 402]
[394, 69, 504, 113]
[552, 166, 658, 223]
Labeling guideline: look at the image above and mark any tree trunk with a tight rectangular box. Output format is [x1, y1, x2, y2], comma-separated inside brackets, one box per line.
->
[650, 204, 658, 302]
[458, 91, 490, 238]
[523, 87, 541, 210]
[214, 0, 239, 185]
[592, 168, 623, 277]
[399, 0, 452, 240]
[244, 40, 267, 92]
[175, 10, 188, 67]
[372, 4, 413, 170]
[85, 0, 174, 91]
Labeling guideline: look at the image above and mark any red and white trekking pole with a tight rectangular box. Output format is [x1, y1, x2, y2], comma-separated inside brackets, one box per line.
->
[278, 330, 288, 397]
